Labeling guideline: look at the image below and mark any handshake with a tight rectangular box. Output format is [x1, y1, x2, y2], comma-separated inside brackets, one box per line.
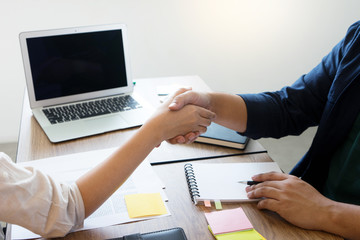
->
[161, 87, 247, 145]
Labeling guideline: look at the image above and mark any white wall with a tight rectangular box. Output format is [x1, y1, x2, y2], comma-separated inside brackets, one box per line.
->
[1, 0, 359, 143]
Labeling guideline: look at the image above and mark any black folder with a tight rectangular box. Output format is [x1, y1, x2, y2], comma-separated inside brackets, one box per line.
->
[107, 227, 187, 240]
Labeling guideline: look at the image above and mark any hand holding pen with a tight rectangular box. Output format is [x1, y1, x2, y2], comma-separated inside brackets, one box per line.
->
[238, 180, 263, 185]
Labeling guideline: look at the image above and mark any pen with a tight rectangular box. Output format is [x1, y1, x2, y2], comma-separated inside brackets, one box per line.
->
[237, 180, 263, 185]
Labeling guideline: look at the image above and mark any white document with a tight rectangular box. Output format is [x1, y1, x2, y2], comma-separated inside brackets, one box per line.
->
[12, 148, 169, 239]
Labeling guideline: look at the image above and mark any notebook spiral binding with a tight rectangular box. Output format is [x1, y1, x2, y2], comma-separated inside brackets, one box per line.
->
[184, 163, 200, 202]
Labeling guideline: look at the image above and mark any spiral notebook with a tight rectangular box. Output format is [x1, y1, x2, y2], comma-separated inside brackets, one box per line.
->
[184, 162, 282, 204]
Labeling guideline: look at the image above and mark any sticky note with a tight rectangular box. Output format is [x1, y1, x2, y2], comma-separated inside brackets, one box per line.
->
[209, 226, 265, 240]
[125, 193, 167, 218]
[204, 200, 211, 207]
[214, 200, 222, 210]
[205, 207, 253, 235]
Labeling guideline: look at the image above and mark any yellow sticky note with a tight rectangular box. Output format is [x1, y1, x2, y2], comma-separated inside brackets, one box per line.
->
[208, 226, 266, 240]
[125, 193, 167, 218]
[215, 229, 265, 240]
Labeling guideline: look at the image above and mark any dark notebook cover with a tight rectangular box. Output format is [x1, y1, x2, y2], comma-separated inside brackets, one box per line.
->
[195, 122, 249, 149]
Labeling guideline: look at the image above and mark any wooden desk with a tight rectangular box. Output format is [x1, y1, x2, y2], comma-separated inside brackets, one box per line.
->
[9, 155, 342, 240]
[11, 76, 342, 240]
[16, 75, 265, 163]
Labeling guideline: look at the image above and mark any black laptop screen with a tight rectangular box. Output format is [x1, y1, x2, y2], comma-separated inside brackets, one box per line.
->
[26, 29, 128, 101]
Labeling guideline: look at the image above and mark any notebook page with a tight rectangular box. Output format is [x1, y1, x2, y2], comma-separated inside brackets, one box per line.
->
[192, 162, 282, 202]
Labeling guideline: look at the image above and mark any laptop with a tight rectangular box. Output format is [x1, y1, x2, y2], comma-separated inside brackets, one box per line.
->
[19, 24, 153, 143]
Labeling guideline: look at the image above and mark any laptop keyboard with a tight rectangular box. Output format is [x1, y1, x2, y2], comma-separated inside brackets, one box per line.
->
[43, 95, 142, 125]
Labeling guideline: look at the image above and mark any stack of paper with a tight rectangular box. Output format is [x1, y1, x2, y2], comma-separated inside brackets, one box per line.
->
[205, 207, 266, 240]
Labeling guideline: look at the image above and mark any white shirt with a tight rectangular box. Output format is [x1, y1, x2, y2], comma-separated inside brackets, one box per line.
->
[0, 152, 85, 238]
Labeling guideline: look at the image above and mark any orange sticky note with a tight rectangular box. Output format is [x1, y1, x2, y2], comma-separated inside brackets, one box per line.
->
[204, 200, 211, 207]
[124, 193, 167, 218]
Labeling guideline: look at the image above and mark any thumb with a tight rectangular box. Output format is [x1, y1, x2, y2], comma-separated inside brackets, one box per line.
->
[165, 87, 191, 110]
[168, 96, 185, 110]
[168, 90, 197, 111]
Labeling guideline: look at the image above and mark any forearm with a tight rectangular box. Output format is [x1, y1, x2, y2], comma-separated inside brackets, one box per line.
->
[321, 201, 360, 240]
[76, 123, 161, 217]
[208, 92, 247, 133]
[76, 100, 214, 217]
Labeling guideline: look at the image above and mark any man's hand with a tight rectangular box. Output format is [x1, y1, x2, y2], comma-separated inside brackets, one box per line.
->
[246, 172, 334, 230]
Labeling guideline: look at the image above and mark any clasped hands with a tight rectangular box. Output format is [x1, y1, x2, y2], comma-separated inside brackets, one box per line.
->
[166, 88, 212, 144]
[166, 88, 334, 232]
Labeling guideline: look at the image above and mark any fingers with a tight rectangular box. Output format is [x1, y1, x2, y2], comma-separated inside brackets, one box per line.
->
[257, 198, 281, 212]
[164, 101, 215, 145]
[181, 132, 202, 144]
[167, 135, 186, 144]
[246, 183, 280, 199]
[168, 91, 192, 110]
[166, 132, 200, 145]
[246, 173, 290, 201]
[184, 132, 197, 141]
[246, 182, 284, 214]
[199, 107, 216, 122]
[168, 90, 205, 111]
[186, 106, 215, 133]
[170, 106, 213, 143]
[169, 87, 192, 100]
[162, 87, 191, 105]
[246, 173, 296, 197]
[196, 117, 213, 132]
[251, 171, 289, 182]
[180, 132, 199, 142]
[246, 173, 301, 207]
[178, 104, 215, 130]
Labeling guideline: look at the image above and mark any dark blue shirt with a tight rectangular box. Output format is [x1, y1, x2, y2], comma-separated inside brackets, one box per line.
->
[323, 113, 360, 204]
[240, 21, 360, 192]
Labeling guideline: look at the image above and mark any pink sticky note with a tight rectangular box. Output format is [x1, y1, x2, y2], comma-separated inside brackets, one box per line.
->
[204, 207, 253, 235]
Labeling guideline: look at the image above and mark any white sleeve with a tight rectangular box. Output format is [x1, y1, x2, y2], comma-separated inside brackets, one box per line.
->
[0, 152, 85, 238]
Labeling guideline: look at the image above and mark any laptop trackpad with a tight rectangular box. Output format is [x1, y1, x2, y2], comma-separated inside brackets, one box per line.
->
[45, 115, 130, 142]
